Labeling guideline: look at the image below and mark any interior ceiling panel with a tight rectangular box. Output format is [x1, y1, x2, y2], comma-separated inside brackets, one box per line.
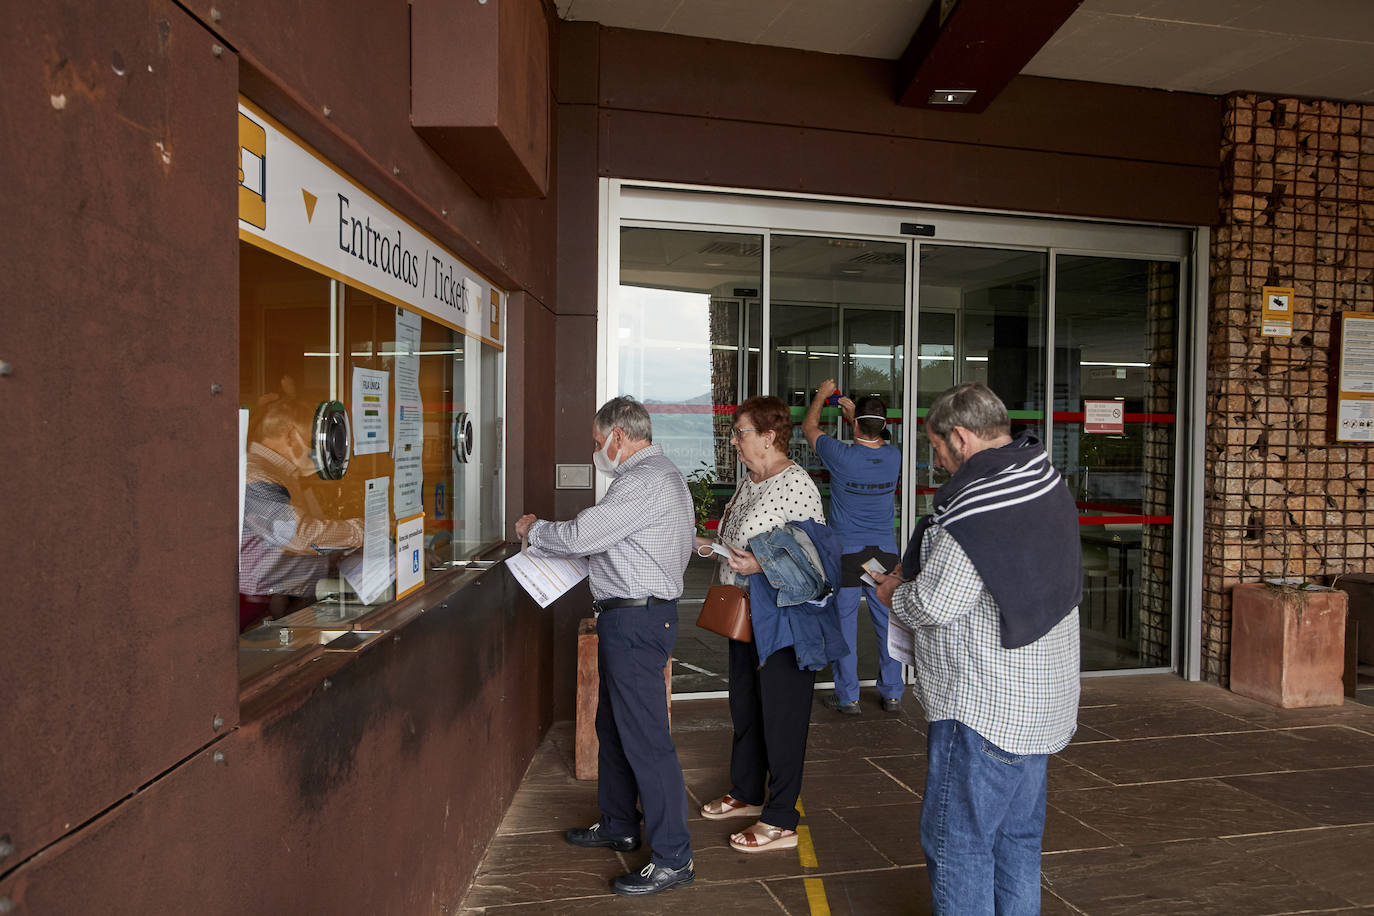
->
[556, 0, 1374, 104]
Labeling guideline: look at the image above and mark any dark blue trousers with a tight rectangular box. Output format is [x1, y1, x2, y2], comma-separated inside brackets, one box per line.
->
[595, 603, 692, 869]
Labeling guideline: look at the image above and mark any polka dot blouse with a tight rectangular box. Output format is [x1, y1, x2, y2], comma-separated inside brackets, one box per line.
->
[716, 462, 825, 584]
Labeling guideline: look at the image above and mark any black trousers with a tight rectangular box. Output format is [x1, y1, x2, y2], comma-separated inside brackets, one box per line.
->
[595, 603, 692, 868]
[727, 639, 817, 831]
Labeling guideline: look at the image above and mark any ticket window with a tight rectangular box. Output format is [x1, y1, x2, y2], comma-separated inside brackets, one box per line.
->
[237, 242, 503, 645]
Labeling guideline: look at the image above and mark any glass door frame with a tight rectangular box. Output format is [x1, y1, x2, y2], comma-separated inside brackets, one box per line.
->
[601, 179, 1205, 691]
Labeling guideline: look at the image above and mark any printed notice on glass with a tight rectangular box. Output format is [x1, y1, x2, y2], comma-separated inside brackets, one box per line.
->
[886, 612, 916, 667]
[343, 475, 394, 604]
[393, 397, 424, 517]
[395, 513, 425, 599]
[1084, 400, 1124, 434]
[393, 308, 422, 393]
[506, 547, 589, 608]
[352, 367, 390, 455]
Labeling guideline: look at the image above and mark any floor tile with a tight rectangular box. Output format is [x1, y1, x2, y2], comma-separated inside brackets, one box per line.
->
[462, 875, 782, 914]
[766, 867, 929, 915]
[864, 753, 928, 796]
[1221, 766, 1374, 827]
[1048, 755, 1114, 791]
[1051, 778, 1319, 845]
[1043, 801, 1119, 853]
[1057, 732, 1278, 784]
[1223, 825, 1374, 907]
[1042, 837, 1353, 916]
[463, 830, 635, 907]
[801, 754, 922, 811]
[1076, 700, 1255, 739]
[830, 800, 924, 867]
[1220, 725, 1374, 772]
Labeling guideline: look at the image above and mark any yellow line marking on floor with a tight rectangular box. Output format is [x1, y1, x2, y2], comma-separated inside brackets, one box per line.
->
[797, 824, 818, 867]
[804, 876, 832, 915]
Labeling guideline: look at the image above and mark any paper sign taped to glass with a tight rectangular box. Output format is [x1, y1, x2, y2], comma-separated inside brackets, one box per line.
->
[507, 547, 589, 608]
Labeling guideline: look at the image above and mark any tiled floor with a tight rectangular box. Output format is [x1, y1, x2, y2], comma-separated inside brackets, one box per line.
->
[458, 675, 1374, 915]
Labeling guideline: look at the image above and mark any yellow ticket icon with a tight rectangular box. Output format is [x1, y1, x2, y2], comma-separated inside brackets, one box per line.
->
[238, 112, 267, 229]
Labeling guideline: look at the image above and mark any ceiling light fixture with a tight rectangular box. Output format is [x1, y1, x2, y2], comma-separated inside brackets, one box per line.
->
[929, 89, 976, 106]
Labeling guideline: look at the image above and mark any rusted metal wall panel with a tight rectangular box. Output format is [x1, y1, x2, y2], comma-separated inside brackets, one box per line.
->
[0, 0, 241, 867]
[184, 0, 557, 306]
[0, 568, 551, 914]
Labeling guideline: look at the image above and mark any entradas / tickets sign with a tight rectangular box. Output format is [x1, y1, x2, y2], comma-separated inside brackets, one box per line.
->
[236, 97, 503, 347]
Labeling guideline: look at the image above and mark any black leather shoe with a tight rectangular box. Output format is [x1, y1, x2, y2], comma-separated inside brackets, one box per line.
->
[564, 822, 640, 852]
[611, 860, 695, 896]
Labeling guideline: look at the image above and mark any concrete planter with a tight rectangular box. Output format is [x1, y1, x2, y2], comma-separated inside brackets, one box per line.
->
[1230, 582, 1348, 708]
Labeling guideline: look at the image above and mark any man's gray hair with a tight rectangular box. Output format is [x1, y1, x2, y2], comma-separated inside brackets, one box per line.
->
[594, 395, 653, 442]
[925, 382, 1010, 440]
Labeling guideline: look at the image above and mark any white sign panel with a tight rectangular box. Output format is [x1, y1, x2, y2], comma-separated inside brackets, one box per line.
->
[237, 99, 503, 346]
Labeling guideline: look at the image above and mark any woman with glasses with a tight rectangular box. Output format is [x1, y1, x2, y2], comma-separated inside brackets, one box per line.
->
[695, 395, 825, 853]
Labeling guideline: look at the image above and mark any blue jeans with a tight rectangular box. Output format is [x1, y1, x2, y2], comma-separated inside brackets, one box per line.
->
[921, 720, 1047, 916]
[747, 524, 827, 606]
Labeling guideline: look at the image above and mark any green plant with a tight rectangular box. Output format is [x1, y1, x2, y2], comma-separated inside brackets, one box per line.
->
[686, 461, 717, 537]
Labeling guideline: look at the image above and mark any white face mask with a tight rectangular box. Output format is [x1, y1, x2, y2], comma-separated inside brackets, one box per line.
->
[592, 433, 622, 476]
[853, 414, 886, 442]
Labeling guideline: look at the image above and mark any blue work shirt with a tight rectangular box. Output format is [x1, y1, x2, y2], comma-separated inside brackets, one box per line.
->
[814, 434, 901, 550]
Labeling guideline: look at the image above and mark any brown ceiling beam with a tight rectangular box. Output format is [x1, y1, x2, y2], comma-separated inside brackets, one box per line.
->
[896, 0, 1083, 112]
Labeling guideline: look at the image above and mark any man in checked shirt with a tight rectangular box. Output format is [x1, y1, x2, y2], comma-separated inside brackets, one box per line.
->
[875, 382, 1082, 916]
[515, 396, 697, 897]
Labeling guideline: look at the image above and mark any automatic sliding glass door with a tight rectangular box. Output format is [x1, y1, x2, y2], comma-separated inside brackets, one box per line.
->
[769, 234, 908, 694]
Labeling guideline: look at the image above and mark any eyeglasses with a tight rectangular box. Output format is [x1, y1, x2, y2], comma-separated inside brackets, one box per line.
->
[729, 427, 758, 441]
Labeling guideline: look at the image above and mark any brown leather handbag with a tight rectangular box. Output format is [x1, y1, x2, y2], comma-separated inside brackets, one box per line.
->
[697, 584, 752, 642]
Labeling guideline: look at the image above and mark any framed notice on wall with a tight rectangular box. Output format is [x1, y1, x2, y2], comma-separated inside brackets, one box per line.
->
[1328, 311, 1374, 443]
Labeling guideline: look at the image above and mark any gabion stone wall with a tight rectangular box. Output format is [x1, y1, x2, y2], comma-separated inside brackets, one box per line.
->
[1204, 94, 1374, 684]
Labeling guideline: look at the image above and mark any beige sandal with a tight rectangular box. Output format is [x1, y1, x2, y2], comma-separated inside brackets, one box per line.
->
[700, 793, 764, 821]
[729, 821, 798, 853]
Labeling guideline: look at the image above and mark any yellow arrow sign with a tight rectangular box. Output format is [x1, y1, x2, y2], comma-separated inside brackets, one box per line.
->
[302, 188, 318, 222]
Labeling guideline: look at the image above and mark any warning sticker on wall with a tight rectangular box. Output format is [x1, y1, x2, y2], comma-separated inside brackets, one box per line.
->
[1261, 286, 1294, 338]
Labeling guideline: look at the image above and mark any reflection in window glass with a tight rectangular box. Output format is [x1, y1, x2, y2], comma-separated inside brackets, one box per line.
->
[1054, 255, 1179, 670]
[914, 246, 1046, 508]
[617, 227, 763, 494]
[237, 242, 504, 664]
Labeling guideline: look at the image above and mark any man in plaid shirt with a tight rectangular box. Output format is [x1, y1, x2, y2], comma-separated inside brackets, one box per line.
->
[876, 382, 1081, 916]
[515, 396, 696, 898]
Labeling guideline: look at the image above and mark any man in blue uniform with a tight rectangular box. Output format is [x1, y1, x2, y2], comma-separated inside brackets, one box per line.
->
[802, 378, 905, 714]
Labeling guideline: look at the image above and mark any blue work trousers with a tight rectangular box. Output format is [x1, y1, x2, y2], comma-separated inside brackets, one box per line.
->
[921, 720, 1048, 916]
[830, 582, 904, 704]
[595, 603, 693, 869]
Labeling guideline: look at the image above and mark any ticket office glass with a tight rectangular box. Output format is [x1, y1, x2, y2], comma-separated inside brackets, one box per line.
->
[238, 242, 504, 680]
[612, 212, 1186, 693]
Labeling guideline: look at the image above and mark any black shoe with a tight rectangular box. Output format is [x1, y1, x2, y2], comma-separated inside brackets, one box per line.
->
[823, 693, 861, 715]
[611, 860, 695, 896]
[881, 697, 902, 713]
[565, 822, 640, 852]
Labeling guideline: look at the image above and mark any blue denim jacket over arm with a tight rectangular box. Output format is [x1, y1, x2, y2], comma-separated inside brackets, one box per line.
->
[745, 519, 848, 670]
